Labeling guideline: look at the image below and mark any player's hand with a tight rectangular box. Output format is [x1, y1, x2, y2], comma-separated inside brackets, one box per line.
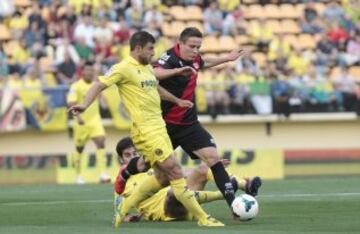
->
[77, 117, 85, 125]
[227, 49, 248, 61]
[177, 66, 197, 76]
[221, 159, 231, 168]
[68, 105, 86, 116]
[176, 99, 194, 108]
[124, 213, 143, 222]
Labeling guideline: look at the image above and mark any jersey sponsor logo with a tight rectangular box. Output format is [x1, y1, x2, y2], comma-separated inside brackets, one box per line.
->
[140, 80, 157, 88]
[158, 53, 170, 65]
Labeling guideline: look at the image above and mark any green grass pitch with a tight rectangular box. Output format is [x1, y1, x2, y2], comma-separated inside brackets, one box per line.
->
[1, 176, 360, 234]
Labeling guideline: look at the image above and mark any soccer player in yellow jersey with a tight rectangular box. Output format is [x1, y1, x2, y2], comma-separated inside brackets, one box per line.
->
[69, 31, 223, 227]
[113, 137, 254, 223]
[67, 61, 111, 184]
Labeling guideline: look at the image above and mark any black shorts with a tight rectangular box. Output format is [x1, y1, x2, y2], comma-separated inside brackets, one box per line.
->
[166, 122, 216, 159]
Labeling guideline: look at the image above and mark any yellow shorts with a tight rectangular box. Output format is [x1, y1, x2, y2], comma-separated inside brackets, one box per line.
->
[73, 123, 105, 147]
[131, 127, 173, 166]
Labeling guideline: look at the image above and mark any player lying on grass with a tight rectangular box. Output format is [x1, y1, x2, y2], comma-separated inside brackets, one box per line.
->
[113, 137, 262, 223]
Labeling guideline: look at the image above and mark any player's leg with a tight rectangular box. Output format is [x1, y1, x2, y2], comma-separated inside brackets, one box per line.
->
[92, 135, 111, 183]
[72, 124, 89, 184]
[155, 154, 223, 226]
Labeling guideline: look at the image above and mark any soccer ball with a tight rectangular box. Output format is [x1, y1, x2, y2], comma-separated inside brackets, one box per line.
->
[231, 194, 259, 221]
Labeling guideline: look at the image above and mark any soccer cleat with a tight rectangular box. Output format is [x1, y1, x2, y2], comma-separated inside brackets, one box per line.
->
[245, 176, 262, 197]
[198, 216, 225, 227]
[112, 195, 123, 228]
[99, 173, 111, 184]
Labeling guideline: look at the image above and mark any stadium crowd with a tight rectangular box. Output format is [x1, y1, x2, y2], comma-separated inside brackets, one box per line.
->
[0, 0, 360, 120]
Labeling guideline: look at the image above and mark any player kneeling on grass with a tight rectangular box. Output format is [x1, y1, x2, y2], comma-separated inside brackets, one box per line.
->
[113, 137, 262, 223]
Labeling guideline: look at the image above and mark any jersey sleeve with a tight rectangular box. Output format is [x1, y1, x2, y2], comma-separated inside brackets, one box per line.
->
[156, 52, 173, 69]
[98, 64, 124, 87]
[67, 84, 78, 104]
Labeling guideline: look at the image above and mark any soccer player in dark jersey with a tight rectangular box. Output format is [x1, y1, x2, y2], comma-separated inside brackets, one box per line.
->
[153, 27, 262, 217]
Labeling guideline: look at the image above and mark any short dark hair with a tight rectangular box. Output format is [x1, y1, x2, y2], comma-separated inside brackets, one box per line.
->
[84, 60, 94, 67]
[130, 31, 155, 51]
[116, 137, 134, 158]
[179, 27, 203, 43]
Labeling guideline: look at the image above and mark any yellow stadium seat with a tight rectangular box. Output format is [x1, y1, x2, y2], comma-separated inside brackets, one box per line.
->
[171, 21, 187, 36]
[235, 35, 250, 45]
[297, 34, 316, 49]
[219, 36, 238, 52]
[14, 0, 31, 7]
[264, 4, 281, 19]
[201, 36, 219, 53]
[280, 20, 301, 34]
[162, 22, 173, 37]
[186, 6, 203, 21]
[313, 3, 326, 15]
[279, 4, 300, 19]
[0, 25, 11, 41]
[349, 66, 360, 81]
[252, 52, 267, 68]
[186, 21, 204, 33]
[266, 20, 282, 34]
[283, 34, 298, 48]
[169, 6, 187, 21]
[245, 5, 264, 19]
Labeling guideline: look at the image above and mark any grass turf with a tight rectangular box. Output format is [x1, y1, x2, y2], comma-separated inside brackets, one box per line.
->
[1, 176, 360, 234]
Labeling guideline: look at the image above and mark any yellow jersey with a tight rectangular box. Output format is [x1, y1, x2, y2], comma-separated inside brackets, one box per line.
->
[67, 79, 102, 125]
[98, 56, 165, 133]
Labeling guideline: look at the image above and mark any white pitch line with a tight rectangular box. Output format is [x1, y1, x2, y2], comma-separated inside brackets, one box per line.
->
[1, 192, 360, 207]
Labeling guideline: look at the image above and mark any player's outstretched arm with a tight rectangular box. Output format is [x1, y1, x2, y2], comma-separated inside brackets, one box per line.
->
[203, 49, 247, 68]
[154, 66, 196, 80]
[157, 85, 193, 108]
[68, 81, 107, 115]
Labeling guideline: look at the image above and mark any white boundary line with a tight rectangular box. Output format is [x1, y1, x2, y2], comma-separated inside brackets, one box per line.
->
[1, 192, 360, 206]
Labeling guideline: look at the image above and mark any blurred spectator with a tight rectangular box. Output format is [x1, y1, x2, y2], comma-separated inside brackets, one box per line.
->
[222, 6, 246, 36]
[227, 69, 251, 114]
[0, 43, 9, 80]
[9, 11, 29, 39]
[249, 18, 273, 52]
[287, 48, 310, 77]
[203, 2, 223, 36]
[249, 76, 272, 115]
[9, 39, 31, 75]
[267, 34, 292, 62]
[74, 37, 93, 62]
[332, 66, 358, 111]
[270, 74, 291, 117]
[343, 34, 360, 65]
[0, 0, 14, 19]
[218, 0, 240, 13]
[300, 2, 323, 34]
[323, 1, 345, 25]
[56, 38, 80, 65]
[327, 22, 349, 49]
[24, 21, 46, 49]
[125, 0, 144, 30]
[74, 16, 95, 48]
[143, 5, 163, 32]
[56, 51, 77, 85]
[62, 5, 77, 27]
[28, 2, 46, 30]
[94, 17, 113, 44]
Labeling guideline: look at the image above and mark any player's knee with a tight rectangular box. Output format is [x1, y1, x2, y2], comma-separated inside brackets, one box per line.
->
[204, 154, 220, 167]
[197, 164, 209, 178]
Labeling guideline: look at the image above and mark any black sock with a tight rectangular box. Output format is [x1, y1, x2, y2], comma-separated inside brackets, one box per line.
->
[211, 162, 236, 208]
[121, 157, 140, 181]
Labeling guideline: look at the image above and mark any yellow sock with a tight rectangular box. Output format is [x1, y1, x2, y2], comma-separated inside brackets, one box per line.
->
[120, 174, 162, 215]
[73, 152, 83, 176]
[170, 178, 208, 222]
[237, 177, 247, 191]
[96, 148, 106, 174]
[194, 190, 223, 204]
[206, 170, 214, 181]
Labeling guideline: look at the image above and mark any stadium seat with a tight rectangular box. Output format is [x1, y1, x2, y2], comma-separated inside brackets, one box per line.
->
[245, 5, 264, 19]
[218, 36, 237, 52]
[313, 3, 326, 15]
[349, 66, 360, 81]
[283, 34, 298, 48]
[14, 0, 31, 7]
[297, 34, 316, 49]
[40, 57, 55, 72]
[280, 20, 301, 34]
[252, 52, 267, 68]
[264, 5, 281, 19]
[279, 4, 300, 19]
[3, 40, 19, 55]
[171, 21, 187, 36]
[235, 35, 250, 45]
[201, 36, 219, 53]
[186, 21, 204, 33]
[330, 67, 341, 79]
[169, 6, 187, 21]
[0, 25, 11, 41]
[186, 6, 203, 21]
[266, 20, 282, 34]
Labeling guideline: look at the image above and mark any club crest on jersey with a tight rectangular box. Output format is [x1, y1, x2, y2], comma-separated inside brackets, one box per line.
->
[155, 149, 163, 156]
[193, 62, 199, 70]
